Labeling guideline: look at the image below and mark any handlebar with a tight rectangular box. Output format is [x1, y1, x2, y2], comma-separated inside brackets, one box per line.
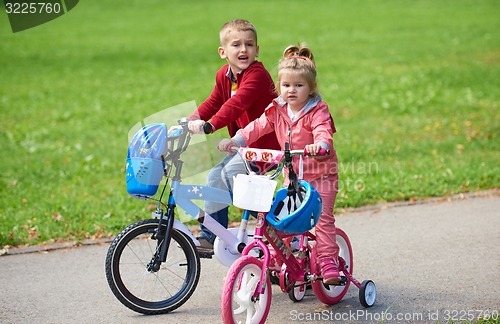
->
[234, 146, 328, 161]
[226, 144, 328, 158]
[166, 118, 329, 180]
[164, 118, 190, 160]
[235, 146, 329, 180]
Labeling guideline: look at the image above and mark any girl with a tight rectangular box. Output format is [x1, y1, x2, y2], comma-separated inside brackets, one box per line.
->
[218, 44, 341, 284]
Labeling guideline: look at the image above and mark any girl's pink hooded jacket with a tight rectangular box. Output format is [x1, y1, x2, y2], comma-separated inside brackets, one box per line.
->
[233, 96, 338, 182]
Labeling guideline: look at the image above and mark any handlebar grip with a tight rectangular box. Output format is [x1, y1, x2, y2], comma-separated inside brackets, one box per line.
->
[225, 143, 239, 154]
[202, 122, 213, 134]
[304, 147, 329, 157]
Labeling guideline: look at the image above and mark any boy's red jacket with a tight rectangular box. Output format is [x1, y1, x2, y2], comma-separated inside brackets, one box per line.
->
[190, 61, 280, 150]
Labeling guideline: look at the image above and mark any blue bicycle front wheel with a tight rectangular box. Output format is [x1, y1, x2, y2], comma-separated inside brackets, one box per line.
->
[105, 219, 201, 314]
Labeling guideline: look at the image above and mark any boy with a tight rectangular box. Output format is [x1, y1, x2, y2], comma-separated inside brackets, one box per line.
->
[188, 19, 279, 251]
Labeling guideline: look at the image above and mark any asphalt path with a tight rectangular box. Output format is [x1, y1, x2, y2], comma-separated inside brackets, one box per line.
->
[1, 192, 499, 324]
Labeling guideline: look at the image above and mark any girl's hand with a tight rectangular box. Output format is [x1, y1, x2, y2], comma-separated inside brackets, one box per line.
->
[305, 143, 322, 156]
[218, 139, 237, 153]
[188, 120, 205, 134]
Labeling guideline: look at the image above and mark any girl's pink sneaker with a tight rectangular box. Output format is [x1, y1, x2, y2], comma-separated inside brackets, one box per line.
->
[320, 258, 341, 285]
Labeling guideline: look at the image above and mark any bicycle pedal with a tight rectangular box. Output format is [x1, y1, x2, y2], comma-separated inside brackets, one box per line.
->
[197, 250, 214, 259]
[321, 276, 348, 287]
[333, 276, 348, 285]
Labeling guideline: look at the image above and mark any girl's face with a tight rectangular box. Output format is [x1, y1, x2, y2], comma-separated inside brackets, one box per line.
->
[279, 71, 312, 112]
[218, 30, 259, 74]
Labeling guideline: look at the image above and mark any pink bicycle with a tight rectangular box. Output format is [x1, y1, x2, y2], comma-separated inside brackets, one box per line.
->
[221, 144, 376, 324]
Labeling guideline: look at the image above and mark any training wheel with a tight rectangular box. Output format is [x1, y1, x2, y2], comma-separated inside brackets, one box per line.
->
[288, 282, 306, 302]
[359, 280, 376, 307]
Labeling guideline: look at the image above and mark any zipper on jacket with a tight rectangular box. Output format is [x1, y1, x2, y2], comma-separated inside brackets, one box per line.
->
[276, 103, 294, 149]
[287, 126, 291, 148]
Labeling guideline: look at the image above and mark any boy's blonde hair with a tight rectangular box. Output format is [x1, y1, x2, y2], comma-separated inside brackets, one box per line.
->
[277, 44, 319, 98]
[219, 19, 258, 46]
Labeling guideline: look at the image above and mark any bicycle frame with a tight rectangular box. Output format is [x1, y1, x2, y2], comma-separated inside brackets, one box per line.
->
[240, 212, 310, 298]
[153, 119, 322, 263]
[220, 142, 377, 323]
[170, 179, 246, 253]
[154, 118, 252, 258]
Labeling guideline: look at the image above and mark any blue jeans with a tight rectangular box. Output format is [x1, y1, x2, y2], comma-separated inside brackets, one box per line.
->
[199, 154, 247, 244]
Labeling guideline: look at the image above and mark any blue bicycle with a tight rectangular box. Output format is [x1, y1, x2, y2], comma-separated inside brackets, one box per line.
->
[105, 118, 262, 314]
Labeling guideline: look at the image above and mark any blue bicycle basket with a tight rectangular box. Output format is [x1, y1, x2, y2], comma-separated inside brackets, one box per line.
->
[126, 123, 167, 199]
[266, 180, 322, 234]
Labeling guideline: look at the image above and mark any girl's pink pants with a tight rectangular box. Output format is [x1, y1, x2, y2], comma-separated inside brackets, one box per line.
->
[310, 174, 339, 262]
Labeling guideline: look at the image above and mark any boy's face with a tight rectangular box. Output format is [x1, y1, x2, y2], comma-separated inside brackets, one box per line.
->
[218, 29, 259, 74]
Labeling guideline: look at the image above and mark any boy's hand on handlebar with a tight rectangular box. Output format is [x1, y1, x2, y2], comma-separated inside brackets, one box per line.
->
[188, 120, 205, 134]
[218, 139, 237, 154]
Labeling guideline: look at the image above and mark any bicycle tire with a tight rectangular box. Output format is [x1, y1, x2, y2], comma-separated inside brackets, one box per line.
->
[105, 218, 200, 314]
[221, 255, 271, 324]
[310, 228, 353, 305]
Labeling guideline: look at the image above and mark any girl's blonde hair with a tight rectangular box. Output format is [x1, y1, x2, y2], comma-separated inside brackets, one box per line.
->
[277, 44, 318, 97]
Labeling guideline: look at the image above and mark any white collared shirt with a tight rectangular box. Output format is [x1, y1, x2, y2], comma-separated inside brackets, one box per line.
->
[287, 105, 306, 122]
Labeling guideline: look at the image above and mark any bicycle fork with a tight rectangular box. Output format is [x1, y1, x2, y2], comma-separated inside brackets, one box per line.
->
[147, 196, 176, 272]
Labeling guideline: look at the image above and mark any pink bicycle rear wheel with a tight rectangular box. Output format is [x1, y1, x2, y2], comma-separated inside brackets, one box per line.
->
[310, 228, 353, 305]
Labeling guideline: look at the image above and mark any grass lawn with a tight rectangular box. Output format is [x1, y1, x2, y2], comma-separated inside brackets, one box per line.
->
[0, 0, 498, 246]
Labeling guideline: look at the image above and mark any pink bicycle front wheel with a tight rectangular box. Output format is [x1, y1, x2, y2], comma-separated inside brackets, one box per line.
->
[310, 228, 353, 305]
[221, 255, 272, 324]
